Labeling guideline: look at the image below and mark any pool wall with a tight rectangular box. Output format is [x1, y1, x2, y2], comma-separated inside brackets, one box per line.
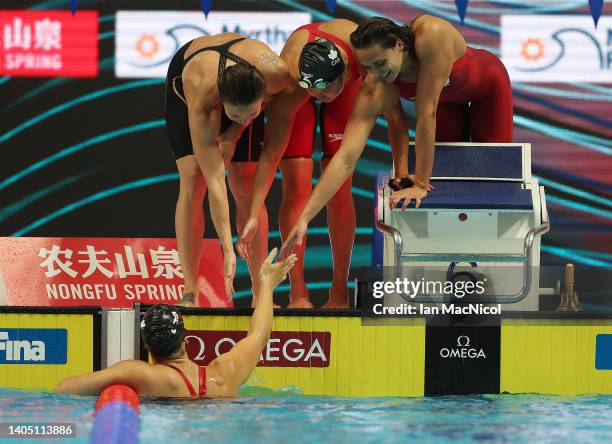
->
[0, 306, 611, 396]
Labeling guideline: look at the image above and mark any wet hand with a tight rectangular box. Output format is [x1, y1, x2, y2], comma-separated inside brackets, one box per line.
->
[259, 248, 298, 288]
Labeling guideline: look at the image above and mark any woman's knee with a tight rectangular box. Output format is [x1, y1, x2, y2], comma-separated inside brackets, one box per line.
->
[281, 180, 311, 205]
[281, 167, 313, 203]
[177, 162, 205, 200]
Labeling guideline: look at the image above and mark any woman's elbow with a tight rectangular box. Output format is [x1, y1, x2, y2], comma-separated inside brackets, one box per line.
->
[417, 105, 437, 123]
[53, 377, 72, 394]
[342, 153, 360, 172]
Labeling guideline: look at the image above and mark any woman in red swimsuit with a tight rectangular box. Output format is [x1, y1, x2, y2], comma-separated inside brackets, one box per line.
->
[238, 19, 410, 309]
[54, 249, 297, 398]
[280, 16, 513, 255]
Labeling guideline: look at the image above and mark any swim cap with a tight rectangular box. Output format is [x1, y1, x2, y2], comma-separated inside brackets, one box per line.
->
[298, 39, 345, 89]
[140, 304, 185, 358]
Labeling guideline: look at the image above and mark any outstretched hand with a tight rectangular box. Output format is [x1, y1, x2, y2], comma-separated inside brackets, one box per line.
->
[236, 217, 258, 259]
[259, 248, 298, 289]
[279, 218, 307, 259]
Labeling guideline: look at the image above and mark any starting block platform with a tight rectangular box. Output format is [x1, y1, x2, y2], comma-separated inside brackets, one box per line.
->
[373, 143, 549, 311]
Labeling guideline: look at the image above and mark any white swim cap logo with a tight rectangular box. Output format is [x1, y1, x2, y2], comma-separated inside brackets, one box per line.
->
[172, 312, 179, 324]
[329, 49, 342, 66]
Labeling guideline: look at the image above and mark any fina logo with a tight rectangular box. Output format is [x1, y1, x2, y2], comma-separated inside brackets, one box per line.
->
[439, 335, 486, 359]
[130, 25, 210, 68]
[0, 331, 45, 362]
[517, 28, 608, 72]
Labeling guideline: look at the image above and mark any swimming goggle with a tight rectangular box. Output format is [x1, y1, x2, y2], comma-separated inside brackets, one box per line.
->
[298, 78, 331, 89]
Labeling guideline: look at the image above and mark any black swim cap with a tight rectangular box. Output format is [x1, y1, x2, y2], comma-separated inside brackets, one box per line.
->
[298, 39, 345, 89]
[140, 304, 185, 358]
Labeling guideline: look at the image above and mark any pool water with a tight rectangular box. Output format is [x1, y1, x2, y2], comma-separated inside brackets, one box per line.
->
[0, 388, 610, 443]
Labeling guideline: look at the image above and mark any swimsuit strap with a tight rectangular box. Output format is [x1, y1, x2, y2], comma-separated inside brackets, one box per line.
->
[163, 364, 197, 398]
[182, 37, 251, 75]
[198, 366, 207, 397]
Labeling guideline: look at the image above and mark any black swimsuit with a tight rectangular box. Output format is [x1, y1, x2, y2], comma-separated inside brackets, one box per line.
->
[164, 38, 264, 162]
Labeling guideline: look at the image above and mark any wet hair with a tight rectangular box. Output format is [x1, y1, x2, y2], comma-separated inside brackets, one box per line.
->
[350, 17, 413, 53]
[140, 304, 185, 359]
[218, 63, 266, 106]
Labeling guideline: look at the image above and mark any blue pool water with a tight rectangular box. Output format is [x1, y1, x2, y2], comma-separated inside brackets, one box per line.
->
[0, 388, 610, 443]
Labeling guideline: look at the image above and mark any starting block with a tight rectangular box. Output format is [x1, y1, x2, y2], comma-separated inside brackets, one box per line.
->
[373, 143, 549, 311]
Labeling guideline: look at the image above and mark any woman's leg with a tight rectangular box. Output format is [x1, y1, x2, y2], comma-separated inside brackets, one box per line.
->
[228, 162, 269, 307]
[175, 155, 207, 306]
[318, 80, 363, 308]
[469, 49, 514, 142]
[435, 102, 470, 142]
[278, 100, 317, 308]
[320, 157, 355, 308]
[279, 158, 314, 308]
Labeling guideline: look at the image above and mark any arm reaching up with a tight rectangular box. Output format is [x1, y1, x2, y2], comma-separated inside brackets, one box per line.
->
[208, 248, 297, 391]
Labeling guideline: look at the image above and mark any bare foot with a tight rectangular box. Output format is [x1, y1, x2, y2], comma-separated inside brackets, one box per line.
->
[321, 298, 349, 309]
[287, 297, 314, 309]
[322, 285, 349, 309]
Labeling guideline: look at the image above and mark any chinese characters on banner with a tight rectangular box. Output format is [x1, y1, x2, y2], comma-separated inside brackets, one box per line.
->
[0, 10, 98, 77]
[0, 237, 228, 308]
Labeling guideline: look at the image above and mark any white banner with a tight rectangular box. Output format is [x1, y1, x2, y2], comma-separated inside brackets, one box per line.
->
[115, 11, 311, 78]
[501, 15, 612, 83]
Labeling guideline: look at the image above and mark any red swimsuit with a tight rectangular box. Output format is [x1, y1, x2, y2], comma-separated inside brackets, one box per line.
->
[164, 364, 207, 398]
[395, 43, 514, 142]
[283, 22, 363, 159]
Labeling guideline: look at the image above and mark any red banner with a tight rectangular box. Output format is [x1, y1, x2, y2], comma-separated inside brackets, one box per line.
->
[0, 237, 228, 308]
[185, 330, 331, 367]
[0, 10, 98, 77]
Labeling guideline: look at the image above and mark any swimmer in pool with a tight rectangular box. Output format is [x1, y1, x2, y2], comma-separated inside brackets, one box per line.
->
[54, 249, 297, 398]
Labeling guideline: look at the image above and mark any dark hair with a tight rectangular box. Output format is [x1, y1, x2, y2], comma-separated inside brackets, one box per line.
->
[141, 304, 186, 359]
[218, 63, 266, 105]
[350, 17, 412, 52]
